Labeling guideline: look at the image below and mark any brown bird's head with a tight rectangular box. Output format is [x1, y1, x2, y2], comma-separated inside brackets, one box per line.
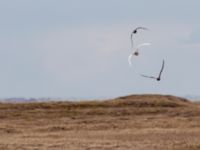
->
[157, 78, 161, 81]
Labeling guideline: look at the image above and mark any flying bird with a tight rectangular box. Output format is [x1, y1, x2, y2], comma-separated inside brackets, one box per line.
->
[130, 27, 149, 48]
[128, 43, 151, 66]
[140, 60, 165, 81]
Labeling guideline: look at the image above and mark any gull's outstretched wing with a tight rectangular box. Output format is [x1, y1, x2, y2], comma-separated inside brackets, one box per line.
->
[134, 43, 151, 53]
[158, 60, 165, 78]
[136, 43, 151, 49]
[128, 54, 133, 66]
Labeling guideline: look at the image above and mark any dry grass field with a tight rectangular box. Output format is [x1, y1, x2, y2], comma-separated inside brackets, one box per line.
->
[0, 94, 200, 150]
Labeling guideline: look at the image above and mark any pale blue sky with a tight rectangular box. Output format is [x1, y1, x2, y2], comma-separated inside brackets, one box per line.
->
[0, 0, 200, 98]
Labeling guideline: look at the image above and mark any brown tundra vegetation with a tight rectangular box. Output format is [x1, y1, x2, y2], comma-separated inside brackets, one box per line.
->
[0, 94, 200, 150]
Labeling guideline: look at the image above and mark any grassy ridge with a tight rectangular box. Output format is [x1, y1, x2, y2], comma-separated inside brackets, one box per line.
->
[0, 94, 198, 119]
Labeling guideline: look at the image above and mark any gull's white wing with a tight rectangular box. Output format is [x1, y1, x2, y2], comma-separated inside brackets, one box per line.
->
[128, 54, 133, 66]
[136, 43, 151, 49]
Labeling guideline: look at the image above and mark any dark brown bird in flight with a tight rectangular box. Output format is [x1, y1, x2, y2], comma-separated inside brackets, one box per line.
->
[130, 27, 148, 48]
[140, 60, 165, 81]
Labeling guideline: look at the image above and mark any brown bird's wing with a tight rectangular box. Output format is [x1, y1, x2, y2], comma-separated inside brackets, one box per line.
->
[130, 27, 148, 47]
[130, 33, 134, 48]
[158, 60, 165, 78]
[140, 74, 157, 80]
[136, 27, 148, 31]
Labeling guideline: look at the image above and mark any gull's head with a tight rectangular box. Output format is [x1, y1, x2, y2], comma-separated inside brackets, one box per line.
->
[134, 51, 139, 56]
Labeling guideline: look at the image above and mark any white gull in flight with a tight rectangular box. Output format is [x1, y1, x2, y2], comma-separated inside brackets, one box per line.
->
[128, 43, 151, 66]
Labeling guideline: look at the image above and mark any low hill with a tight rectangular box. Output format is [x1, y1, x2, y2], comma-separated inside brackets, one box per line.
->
[0, 94, 198, 119]
[107, 94, 190, 107]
